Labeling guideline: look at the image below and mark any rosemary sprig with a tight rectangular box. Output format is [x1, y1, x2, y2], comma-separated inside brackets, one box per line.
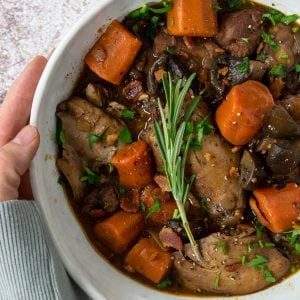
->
[153, 73, 202, 261]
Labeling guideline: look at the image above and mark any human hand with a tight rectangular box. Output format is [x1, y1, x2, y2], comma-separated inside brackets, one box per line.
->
[0, 56, 47, 201]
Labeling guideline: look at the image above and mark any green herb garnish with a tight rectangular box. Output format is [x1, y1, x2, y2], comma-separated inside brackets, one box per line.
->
[146, 200, 161, 218]
[88, 133, 104, 149]
[57, 177, 66, 186]
[241, 37, 249, 43]
[255, 220, 264, 238]
[217, 241, 228, 255]
[122, 109, 135, 119]
[140, 202, 146, 213]
[269, 65, 288, 78]
[265, 242, 275, 248]
[248, 255, 268, 267]
[157, 277, 172, 288]
[56, 119, 65, 145]
[153, 73, 202, 261]
[248, 255, 276, 283]
[281, 14, 299, 25]
[262, 8, 284, 26]
[118, 186, 127, 195]
[296, 64, 300, 72]
[107, 163, 114, 173]
[126, 1, 172, 20]
[241, 255, 247, 265]
[80, 167, 100, 185]
[214, 273, 220, 289]
[236, 57, 250, 73]
[258, 240, 264, 248]
[280, 54, 289, 60]
[118, 128, 132, 144]
[257, 52, 268, 62]
[262, 32, 280, 51]
[200, 196, 208, 212]
[292, 26, 299, 33]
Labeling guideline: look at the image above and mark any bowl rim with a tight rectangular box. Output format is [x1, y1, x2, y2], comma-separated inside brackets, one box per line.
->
[29, 0, 300, 299]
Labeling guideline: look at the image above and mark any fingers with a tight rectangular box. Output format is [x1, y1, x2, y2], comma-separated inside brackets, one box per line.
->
[0, 56, 47, 147]
[0, 125, 40, 201]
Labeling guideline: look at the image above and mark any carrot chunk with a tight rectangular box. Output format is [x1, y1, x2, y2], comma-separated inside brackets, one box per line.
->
[85, 20, 142, 85]
[111, 140, 154, 188]
[167, 0, 218, 37]
[216, 80, 275, 145]
[125, 238, 172, 283]
[250, 183, 300, 233]
[94, 211, 144, 254]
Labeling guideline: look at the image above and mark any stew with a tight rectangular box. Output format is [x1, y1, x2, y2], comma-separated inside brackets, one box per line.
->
[56, 0, 300, 296]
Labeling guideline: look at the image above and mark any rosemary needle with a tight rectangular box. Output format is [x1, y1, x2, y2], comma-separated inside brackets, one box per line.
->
[153, 72, 202, 261]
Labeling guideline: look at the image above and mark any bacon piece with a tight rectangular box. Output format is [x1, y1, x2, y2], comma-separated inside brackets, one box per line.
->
[159, 227, 183, 251]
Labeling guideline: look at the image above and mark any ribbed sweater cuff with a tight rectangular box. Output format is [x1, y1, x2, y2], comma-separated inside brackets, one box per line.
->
[0, 200, 75, 300]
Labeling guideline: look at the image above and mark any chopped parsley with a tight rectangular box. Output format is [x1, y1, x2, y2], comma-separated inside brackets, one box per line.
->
[57, 177, 66, 186]
[292, 26, 300, 33]
[80, 167, 100, 185]
[118, 128, 132, 144]
[140, 202, 146, 213]
[296, 64, 300, 72]
[258, 240, 264, 248]
[217, 241, 228, 255]
[87, 133, 104, 149]
[257, 52, 268, 62]
[284, 226, 300, 253]
[146, 200, 161, 218]
[255, 220, 264, 238]
[118, 186, 127, 195]
[56, 119, 65, 145]
[236, 57, 250, 73]
[262, 32, 280, 51]
[265, 242, 275, 248]
[241, 37, 249, 43]
[214, 273, 220, 289]
[241, 255, 247, 265]
[157, 277, 172, 288]
[269, 65, 288, 78]
[166, 46, 175, 54]
[281, 14, 299, 25]
[262, 9, 299, 26]
[121, 109, 135, 119]
[199, 196, 208, 212]
[262, 8, 284, 26]
[126, 1, 172, 20]
[184, 116, 214, 150]
[172, 208, 181, 220]
[280, 54, 289, 60]
[248, 255, 276, 283]
[107, 163, 114, 173]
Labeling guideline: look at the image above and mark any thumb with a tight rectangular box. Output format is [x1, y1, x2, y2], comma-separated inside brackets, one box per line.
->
[0, 126, 39, 201]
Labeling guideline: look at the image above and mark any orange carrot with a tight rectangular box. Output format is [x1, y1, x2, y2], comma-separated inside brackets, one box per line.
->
[111, 140, 154, 188]
[141, 183, 177, 225]
[250, 183, 300, 233]
[216, 80, 275, 145]
[167, 0, 218, 37]
[94, 211, 144, 254]
[125, 237, 172, 283]
[85, 20, 142, 85]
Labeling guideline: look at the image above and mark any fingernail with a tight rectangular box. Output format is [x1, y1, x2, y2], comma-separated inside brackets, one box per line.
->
[13, 125, 38, 145]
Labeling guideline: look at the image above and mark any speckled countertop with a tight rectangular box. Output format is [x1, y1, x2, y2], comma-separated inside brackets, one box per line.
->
[0, 0, 100, 103]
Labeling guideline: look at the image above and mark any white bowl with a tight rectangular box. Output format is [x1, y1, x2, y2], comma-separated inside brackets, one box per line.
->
[30, 0, 300, 299]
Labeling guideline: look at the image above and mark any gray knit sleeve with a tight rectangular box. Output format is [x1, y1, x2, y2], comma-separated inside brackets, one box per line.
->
[0, 200, 77, 300]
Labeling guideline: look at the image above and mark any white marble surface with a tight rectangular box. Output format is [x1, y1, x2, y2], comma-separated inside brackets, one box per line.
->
[0, 0, 100, 103]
